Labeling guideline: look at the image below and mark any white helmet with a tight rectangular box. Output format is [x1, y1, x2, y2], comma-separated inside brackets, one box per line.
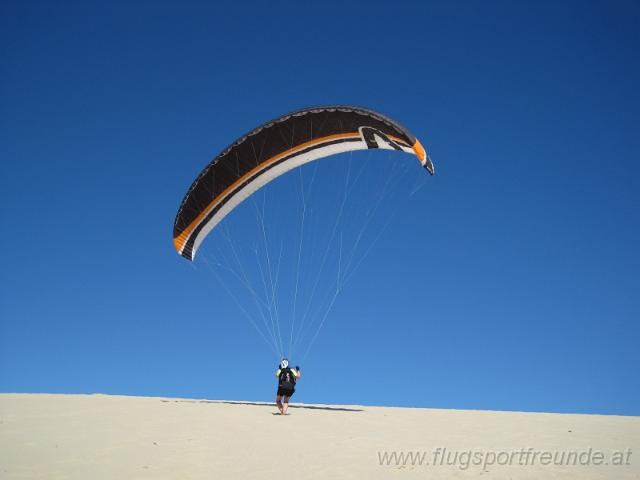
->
[280, 358, 289, 369]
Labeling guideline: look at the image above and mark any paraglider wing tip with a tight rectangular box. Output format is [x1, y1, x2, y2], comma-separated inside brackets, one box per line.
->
[173, 236, 194, 261]
[412, 139, 434, 175]
[424, 154, 435, 175]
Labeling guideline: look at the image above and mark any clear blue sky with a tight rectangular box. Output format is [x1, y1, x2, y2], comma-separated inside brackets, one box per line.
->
[1, 1, 638, 415]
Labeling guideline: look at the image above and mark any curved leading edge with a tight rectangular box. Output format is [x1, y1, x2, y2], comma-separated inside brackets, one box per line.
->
[173, 106, 434, 260]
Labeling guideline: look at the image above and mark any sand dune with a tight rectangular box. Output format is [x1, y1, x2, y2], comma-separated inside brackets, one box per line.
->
[1, 393, 638, 479]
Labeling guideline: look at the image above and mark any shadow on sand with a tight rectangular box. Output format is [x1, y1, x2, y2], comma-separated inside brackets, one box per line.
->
[161, 399, 363, 413]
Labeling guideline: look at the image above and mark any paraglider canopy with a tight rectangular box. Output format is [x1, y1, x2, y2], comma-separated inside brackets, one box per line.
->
[173, 105, 433, 261]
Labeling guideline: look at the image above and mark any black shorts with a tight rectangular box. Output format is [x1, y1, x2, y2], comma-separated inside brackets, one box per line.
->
[277, 386, 295, 397]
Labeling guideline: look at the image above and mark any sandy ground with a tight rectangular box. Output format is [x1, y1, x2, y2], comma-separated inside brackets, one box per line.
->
[0, 394, 638, 479]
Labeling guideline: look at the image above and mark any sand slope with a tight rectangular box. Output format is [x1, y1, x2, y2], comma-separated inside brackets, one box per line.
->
[0, 394, 638, 479]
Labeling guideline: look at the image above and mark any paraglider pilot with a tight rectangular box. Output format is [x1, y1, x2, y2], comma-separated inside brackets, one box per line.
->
[275, 358, 300, 415]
